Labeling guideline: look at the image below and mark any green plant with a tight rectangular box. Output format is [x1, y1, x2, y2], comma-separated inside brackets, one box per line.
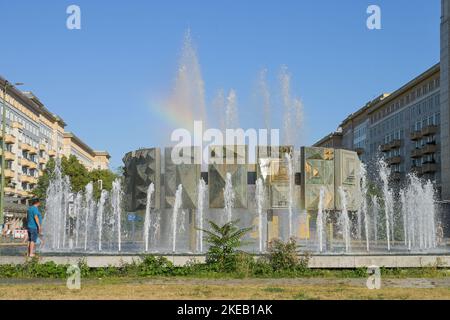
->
[201, 220, 252, 272]
[265, 238, 302, 271]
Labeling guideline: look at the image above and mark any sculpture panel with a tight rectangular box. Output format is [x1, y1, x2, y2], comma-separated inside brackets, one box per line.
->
[335, 149, 361, 211]
[301, 147, 335, 211]
[209, 145, 248, 209]
[164, 147, 201, 209]
[123, 148, 161, 212]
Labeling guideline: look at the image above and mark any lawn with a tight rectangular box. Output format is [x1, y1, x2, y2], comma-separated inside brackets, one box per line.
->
[1, 277, 449, 300]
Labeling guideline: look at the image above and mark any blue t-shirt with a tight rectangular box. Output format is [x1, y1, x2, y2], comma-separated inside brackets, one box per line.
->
[27, 206, 42, 230]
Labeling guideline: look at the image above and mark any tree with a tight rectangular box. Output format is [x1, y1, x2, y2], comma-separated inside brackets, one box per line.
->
[61, 155, 90, 193]
[89, 169, 117, 199]
[201, 220, 252, 272]
[33, 155, 118, 201]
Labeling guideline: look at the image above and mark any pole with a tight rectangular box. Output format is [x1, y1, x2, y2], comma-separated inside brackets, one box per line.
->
[0, 81, 8, 226]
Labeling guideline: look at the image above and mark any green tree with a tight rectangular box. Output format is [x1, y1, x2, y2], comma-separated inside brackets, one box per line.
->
[201, 220, 252, 272]
[33, 155, 118, 201]
[60, 155, 90, 193]
[89, 169, 118, 199]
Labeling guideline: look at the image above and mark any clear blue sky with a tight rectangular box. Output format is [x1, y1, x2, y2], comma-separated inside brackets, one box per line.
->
[0, 0, 440, 169]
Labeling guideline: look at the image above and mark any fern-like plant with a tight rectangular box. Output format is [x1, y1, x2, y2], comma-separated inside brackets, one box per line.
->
[201, 220, 252, 272]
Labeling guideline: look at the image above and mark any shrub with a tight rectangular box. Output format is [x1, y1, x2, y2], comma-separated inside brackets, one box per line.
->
[266, 238, 299, 271]
[201, 220, 252, 272]
[136, 255, 175, 276]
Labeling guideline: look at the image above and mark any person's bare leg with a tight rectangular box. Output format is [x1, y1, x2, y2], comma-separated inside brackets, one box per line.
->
[29, 242, 36, 257]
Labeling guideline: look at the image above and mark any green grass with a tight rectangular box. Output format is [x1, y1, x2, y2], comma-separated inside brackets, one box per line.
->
[0, 255, 449, 280]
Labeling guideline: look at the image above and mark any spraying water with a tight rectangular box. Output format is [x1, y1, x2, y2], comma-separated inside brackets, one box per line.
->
[42, 159, 71, 251]
[378, 158, 393, 251]
[285, 152, 295, 238]
[402, 174, 437, 251]
[197, 179, 207, 253]
[258, 69, 271, 132]
[84, 183, 94, 251]
[225, 89, 239, 129]
[359, 163, 370, 252]
[255, 178, 266, 253]
[74, 192, 82, 248]
[317, 187, 326, 253]
[111, 179, 123, 252]
[143, 183, 155, 252]
[371, 195, 380, 246]
[97, 190, 108, 252]
[280, 66, 304, 147]
[165, 29, 206, 134]
[338, 187, 351, 253]
[172, 185, 183, 253]
[224, 173, 235, 223]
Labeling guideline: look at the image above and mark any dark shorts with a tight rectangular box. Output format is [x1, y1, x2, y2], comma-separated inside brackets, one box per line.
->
[27, 228, 38, 243]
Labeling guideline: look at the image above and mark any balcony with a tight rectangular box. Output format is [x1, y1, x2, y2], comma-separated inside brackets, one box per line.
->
[1, 169, 15, 179]
[411, 149, 422, 158]
[48, 150, 57, 157]
[39, 158, 46, 164]
[21, 175, 38, 184]
[380, 144, 390, 152]
[4, 187, 16, 195]
[388, 156, 402, 165]
[0, 150, 15, 161]
[421, 163, 438, 174]
[20, 143, 32, 152]
[0, 133, 16, 144]
[421, 144, 438, 155]
[421, 125, 438, 136]
[410, 131, 422, 141]
[381, 140, 402, 152]
[12, 122, 23, 130]
[389, 139, 402, 149]
[20, 158, 36, 168]
[39, 144, 46, 151]
[19, 190, 31, 198]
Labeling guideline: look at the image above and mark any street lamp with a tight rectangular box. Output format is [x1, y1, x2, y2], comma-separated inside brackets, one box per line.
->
[0, 80, 24, 228]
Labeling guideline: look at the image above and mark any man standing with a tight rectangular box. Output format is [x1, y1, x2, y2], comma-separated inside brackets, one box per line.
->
[27, 198, 42, 258]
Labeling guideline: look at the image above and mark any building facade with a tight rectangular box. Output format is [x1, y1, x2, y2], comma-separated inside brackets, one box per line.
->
[0, 77, 110, 203]
[315, 65, 442, 195]
[63, 132, 110, 171]
[316, 1, 450, 200]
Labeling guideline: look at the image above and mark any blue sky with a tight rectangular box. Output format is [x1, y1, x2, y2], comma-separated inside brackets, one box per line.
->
[0, 0, 440, 169]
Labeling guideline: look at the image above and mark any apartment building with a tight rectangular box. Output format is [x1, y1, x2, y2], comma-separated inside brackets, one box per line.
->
[62, 132, 110, 171]
[315, 1, 450, 200]
[315, 65, 441, 192]
[0, 77, 110, 203]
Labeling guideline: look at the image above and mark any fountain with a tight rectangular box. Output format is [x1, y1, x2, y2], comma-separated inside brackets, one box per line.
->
[317, 187, 325, 253]
[359, 163, 370, 252]
[378, 158, 393, 251]
[197, 178, 207, 253]
[74, 192, 82, 248]
[171, 185, 183, 253]
[224, 173, 235, 223]
[35, 32, 445, 257]
[285, 152, 295, 238]
[111, 179, 123, 252]
[402, 175, 437, 251]
[97, 190, 108, 252]
[143, 183, 155, 252]
[255, 178, 266, 253]
[225, 90, 239, 130]
[338, 187, 351, 253]
[371, 195, 380, 246]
